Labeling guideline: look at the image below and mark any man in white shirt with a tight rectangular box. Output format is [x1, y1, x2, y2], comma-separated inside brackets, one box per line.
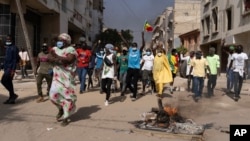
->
[226, 46, 235, 93]
[19, 48, 30, 78]
[228, 45, 248, 101]
[141, 48, 154, 94]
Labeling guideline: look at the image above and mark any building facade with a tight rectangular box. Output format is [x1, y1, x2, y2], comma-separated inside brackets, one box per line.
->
[152, 7, 174, 51]
[0, 0, 103, 60]
[174, 0, 201, 48]
[200, 0, 250, 72]
[179, 29, 200, 51]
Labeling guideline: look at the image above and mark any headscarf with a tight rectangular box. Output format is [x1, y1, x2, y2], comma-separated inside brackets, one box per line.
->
[58, 33, 71, 44]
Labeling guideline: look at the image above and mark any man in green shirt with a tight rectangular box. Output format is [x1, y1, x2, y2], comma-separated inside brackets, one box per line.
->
[206, 47, 220, 97]
[118, 47, 128, 100]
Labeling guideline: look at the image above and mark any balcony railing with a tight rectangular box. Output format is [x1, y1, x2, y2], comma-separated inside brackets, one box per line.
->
[73, 9, 82, 23]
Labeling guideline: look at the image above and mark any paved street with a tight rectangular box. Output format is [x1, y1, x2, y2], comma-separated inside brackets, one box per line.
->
[1, 74, 250, 141]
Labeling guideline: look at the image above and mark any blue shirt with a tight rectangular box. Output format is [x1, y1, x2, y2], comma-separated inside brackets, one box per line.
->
[128, 47, 141, 69]
[3, 45, 19, 73]
[95, 53, 104, 69]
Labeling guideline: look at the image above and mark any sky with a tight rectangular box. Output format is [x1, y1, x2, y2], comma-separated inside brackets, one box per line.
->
[103, 0, 174, 46]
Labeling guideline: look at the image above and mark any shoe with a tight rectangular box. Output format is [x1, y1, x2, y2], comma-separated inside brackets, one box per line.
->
[36, 96, 44, 103]
[56, 108, 64, 122]
[170, 89, 173, 94]
[4, 94, 19, 104]
[105, 100, 109, 106]
[79, 90, 84, 94]
[61, 119, 69, 127]
[131, 97, 136, 101]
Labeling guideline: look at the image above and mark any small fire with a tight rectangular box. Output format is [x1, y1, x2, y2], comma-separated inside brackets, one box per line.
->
[164, 105, 178, 116]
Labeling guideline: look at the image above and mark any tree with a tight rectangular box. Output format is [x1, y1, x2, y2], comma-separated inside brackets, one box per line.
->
[95, 28, 133, 48]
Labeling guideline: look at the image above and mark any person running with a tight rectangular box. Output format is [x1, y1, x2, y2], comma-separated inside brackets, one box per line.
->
[118, 46, 128, 99]
[48, 33, 78, 126]
[119, 31, 145, 101]
[76, 41, 91, 94]
[228, 45, 248, 101]
[35, 43, 52, 103]
[206, 47, 220, 97]
[1, 35, 19, 104]
[153, 47, 173, 98]
[101, 44, 117, 106]
[189, 51, 210, 101]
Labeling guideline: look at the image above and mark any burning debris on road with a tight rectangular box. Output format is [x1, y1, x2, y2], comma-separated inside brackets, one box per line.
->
[131, 98, 205, 135]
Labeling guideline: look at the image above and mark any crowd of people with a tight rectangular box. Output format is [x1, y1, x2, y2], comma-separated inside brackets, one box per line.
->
[1, 33, 248, 126]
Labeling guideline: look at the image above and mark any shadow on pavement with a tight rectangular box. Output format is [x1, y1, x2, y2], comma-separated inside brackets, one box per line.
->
[70, 105, 101, 122]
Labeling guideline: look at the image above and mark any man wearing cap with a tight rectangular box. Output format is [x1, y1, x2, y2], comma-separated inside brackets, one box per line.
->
[226, 45, 235, 93]
[35, 43, 53, 102]
[206, 47, 220, 97]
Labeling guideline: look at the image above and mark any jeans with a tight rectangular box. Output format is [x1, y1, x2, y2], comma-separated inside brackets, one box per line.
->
[36, 73, 52, 96]
[119, 72, 127, 95]
[101, 78, 113, 101]
[193, 77, 204, 97]
[126, 68, 140, 98]
[20, 65, 28, 78]
[77, 67, 88, 91]
[207, 75, 217, 96]
[1, 72, 15, 98]
[226, 69, 234, 91]
[233, 72, 244, 97]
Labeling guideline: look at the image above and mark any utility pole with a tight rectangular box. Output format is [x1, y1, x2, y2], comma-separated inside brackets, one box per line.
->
[15, 0, 36, 79]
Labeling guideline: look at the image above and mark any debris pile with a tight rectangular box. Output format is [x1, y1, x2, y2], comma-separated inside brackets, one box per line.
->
[132, 99, 205, 135]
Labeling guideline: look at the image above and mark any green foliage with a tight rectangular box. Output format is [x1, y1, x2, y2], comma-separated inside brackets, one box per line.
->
[95, 28, 133, 48]
[176, 46, 188, 54]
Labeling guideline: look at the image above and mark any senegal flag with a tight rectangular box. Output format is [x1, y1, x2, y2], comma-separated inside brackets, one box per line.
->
[144, 21, 153, 32]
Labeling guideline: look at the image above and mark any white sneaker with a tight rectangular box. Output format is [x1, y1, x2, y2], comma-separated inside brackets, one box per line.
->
[105, 100, 109, 106]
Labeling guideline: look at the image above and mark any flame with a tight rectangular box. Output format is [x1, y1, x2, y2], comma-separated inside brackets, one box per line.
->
[164, 106, 178, 116]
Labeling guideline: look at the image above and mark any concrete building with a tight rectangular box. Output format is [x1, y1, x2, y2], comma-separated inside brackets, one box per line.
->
[173, 0, 201, 48]
[152, 7, 174, 50]
[0, 0, 103, 60]
[179, 29, 200, 51]
[200, 0, 250, 72]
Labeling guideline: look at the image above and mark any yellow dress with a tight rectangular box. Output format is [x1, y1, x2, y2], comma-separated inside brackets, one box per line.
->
[153, 55, 173, 94]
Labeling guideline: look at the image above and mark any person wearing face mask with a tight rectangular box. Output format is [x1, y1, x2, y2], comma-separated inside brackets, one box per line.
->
[35, 43, 53, 103]
[118, 46, 129, 101]
[76, 40, 92, 94]
[141, 48, 154, 94]
[48, 33, 78, 126]
[95, 47, 105, 89]
[1, 35, 19, 104]
[118, 31, 145, 101]
[101, 43, 117, 106]
[153, 47, 173, 98]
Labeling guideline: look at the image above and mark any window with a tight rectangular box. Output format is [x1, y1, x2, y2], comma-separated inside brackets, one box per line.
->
[212, 7, 218, 32]
[226, 8, 232, 30]
[245, 0, 250, 12]
[61, 0, 67, 12]
[205, 16, 210, 34]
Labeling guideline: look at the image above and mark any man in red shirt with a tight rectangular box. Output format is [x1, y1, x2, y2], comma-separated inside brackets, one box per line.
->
[76, 41, 91, 93]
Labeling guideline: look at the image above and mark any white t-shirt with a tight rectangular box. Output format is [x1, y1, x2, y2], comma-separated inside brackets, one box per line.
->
[19, 51, 30, 61]
[102, 54, 115, 79]
[231, 52, 248, 74]
[141, 54, 154, 71]
[181, 54, 193, 75]
[227, 53, 236, 68]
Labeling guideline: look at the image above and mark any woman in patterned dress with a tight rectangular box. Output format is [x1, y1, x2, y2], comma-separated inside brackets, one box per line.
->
[48, 33, 78, 126]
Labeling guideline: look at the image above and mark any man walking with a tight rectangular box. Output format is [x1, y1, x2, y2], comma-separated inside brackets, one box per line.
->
[228, 45, 248, 101]
[1, 35, 19, 104]
[35, 43, 53, 103]
[206, 47, 220, 97]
